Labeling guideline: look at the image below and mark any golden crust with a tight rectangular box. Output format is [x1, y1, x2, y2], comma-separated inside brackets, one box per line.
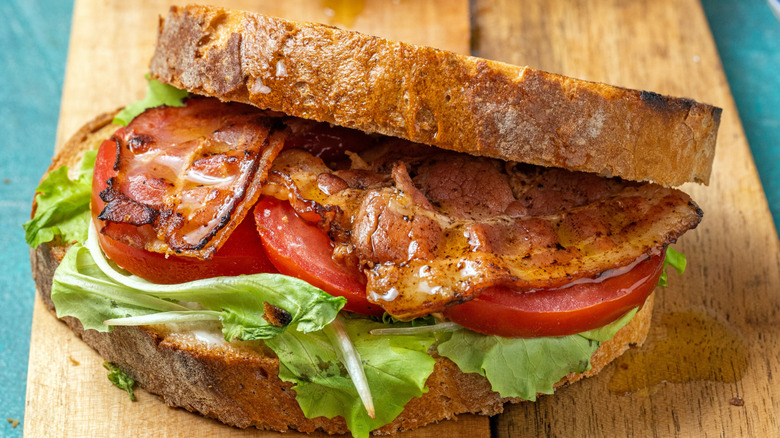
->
[150, 5, 720, 187]
[31, 107, 654, 435]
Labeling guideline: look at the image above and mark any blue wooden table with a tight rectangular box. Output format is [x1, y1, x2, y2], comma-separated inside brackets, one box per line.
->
[1, 1, 777, 436]
[1, 1, 75, 436]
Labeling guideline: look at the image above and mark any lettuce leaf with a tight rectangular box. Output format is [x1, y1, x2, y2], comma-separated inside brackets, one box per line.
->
[52, 245, 185, 329]
[578, 308, 638, 342]
[103, 362, 136, 401]
[23, 150, 97, 248]
[658, 246, 687, 287]
[436, 308, 637, 401]
[113, 75, 188, 126]
[265, 317, 437, 438]
[51, 244, 346, 340]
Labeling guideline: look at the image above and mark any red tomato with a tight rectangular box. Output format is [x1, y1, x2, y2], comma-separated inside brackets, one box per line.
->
[91, 136, 277, 284]
[254, 196, 384, 316]
[443, 253, 664, 337]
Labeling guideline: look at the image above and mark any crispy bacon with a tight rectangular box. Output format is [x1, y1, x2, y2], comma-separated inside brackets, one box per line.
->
[360, 184, 700, 318]
[267, 143, 702, 319]
[98, 98, 284, 259]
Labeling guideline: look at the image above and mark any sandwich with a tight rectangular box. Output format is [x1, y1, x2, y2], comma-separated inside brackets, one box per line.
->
[26, 5, 720, 437]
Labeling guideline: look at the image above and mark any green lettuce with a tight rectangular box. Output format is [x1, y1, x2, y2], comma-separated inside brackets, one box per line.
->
[265, 317, 436, 438]
[658, 246, 687, 287]
[51, 244, 346, 340]
[436, 308, 637, 401]
[23, 150, 97, 248]
[113, 75, 189, 126]
[103, 362, 136, 401]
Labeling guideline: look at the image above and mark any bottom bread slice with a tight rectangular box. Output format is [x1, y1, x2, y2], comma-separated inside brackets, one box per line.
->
[29, 111, 654, 435]
[32, 240, 653, 435]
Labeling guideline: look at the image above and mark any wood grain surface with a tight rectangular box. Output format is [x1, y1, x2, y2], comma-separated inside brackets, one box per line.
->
[24, 0, 780, 437]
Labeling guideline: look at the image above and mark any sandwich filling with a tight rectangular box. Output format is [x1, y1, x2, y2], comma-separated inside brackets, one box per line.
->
[262, 142, 700, 321]
[94, 97, 701, 328]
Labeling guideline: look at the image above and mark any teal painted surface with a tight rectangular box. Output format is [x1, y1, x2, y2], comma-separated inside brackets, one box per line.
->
[0, 1, 74, 437]
[1, 1, 778, 437]
[702, 0, 780, 229]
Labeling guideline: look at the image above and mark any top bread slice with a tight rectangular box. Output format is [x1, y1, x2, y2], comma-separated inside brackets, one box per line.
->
[150, 5, 721, 187]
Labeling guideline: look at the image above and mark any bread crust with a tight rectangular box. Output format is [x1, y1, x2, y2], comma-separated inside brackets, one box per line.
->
[31, 112, 654, 435]
[150, 5, 720, 187]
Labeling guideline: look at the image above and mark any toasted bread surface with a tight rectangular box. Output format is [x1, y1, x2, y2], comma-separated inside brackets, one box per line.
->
[150, 5, 720, 187]
[30, 112, 654, 435]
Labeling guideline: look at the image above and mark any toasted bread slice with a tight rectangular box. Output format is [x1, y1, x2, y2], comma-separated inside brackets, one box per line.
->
[31, 112, 654, 435]
[150, 5, 720, 187]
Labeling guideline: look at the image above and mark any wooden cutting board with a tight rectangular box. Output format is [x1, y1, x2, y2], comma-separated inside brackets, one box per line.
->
[25, 0, 780, 437]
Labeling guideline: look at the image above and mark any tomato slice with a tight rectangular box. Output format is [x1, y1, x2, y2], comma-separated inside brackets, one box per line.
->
[254, 196, 384, 316]
[443, 253, 664, 337]
[94, 215, 278, 284]
[92, 136, 277, 284]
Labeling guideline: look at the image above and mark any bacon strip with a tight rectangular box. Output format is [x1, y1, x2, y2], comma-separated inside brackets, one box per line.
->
[98, 98, 284, 259]
[359, 184, 700, 318]
[267, 143, 702, 319]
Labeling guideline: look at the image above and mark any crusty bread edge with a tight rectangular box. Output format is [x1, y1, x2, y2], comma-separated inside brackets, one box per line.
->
[150, 4, 720, 187]
[29, 112, 654, 435]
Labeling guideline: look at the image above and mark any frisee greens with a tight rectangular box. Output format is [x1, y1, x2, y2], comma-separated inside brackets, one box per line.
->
[103, 361, 136, 401]
[23, 150, 97, 248]
[113, 75, 189, 126]
[51, 243, 346, 341]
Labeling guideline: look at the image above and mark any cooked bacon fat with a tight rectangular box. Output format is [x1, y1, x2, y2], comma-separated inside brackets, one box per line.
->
[267, 141, 703, 319]
[98, 98, 284, 259]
